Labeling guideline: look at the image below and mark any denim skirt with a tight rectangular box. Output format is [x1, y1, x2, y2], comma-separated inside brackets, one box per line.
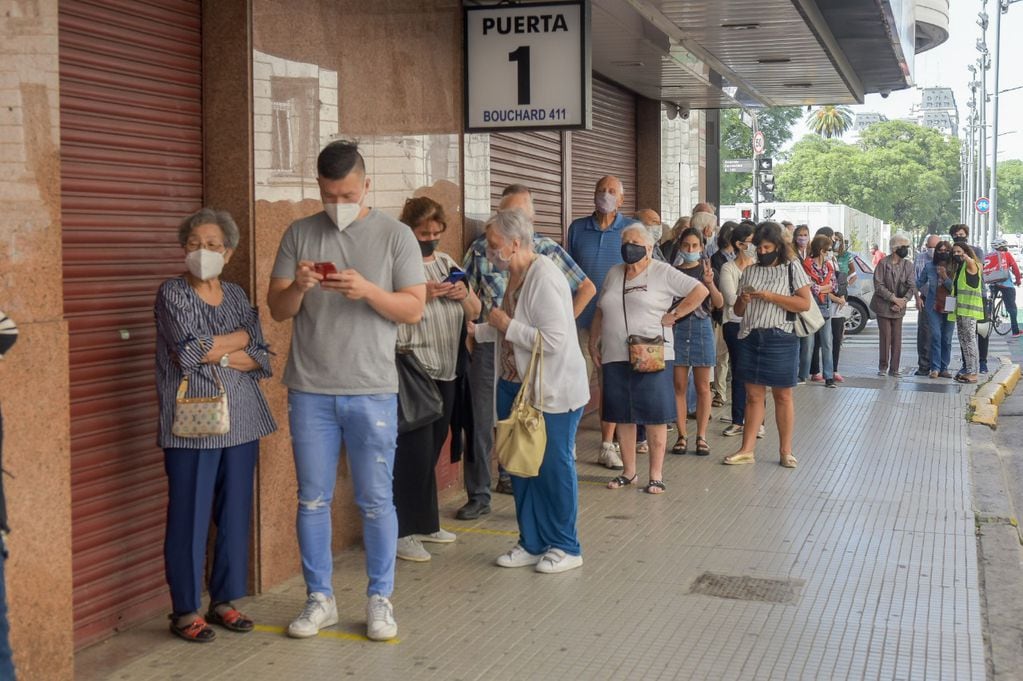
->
[737, 327, 799, 388]
[672, 315, 715, 367]
[601, 361, 677, 425]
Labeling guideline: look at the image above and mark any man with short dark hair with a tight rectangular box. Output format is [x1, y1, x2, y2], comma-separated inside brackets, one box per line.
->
[458, 185, 595, 517]
[268, 140, 427, 642]
[914, 235, 940, 375]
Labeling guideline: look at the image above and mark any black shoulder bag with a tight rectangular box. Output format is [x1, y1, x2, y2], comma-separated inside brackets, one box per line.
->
[396, 348, 444, 434]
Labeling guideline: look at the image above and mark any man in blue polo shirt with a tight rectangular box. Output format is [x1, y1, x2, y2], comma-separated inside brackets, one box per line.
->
[566, 175, 631, 470]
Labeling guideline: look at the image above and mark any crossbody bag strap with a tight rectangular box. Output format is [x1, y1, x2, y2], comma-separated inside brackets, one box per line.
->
[175, 368, 225, 401]
[622, 270, 630, 336]
[516, 331, 541, 410]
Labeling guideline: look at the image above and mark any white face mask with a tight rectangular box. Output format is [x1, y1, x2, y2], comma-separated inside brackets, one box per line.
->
[646, 224, 663, 242]
[324, 186, 366, 232]
[185, 249, 225, 281]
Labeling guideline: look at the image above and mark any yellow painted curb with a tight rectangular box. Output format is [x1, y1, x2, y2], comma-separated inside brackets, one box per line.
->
[970, 362, 1021, 427]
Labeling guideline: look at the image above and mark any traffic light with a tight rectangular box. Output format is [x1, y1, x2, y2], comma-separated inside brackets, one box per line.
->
[757, 157, 773, 173]
[764, 208, 776, 219]
[760, 173, 775, 192]
[741, 209, 752, 219]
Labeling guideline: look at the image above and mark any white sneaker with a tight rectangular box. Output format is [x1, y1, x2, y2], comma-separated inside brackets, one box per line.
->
[597, 442, 624, 470]
[287, 592, 338, 638]
[757, 425, 766, 439]
[495, 543, 543, 568]
[366, 595, 397, 641]
[722, 424, 744, 437]
[415, 528, 456, 544]
[535, 548, 583, 574]
[396, 535, 431, 562]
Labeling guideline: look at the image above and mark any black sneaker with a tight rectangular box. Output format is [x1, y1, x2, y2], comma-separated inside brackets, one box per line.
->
[825, 379, 836, 388]
[455, 499, 491, 520]
[914, 369, 929, 376]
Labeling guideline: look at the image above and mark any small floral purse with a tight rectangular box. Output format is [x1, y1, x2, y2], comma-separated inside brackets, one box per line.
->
[172, 371, 230, 437]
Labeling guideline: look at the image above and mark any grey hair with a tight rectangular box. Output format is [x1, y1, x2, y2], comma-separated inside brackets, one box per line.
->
[691, 211, 716, 232]
[485, 208, 534, 249]
[622, 222, 654, 246]
[178, 208, 241, 249]
[889, 232, 911, 251]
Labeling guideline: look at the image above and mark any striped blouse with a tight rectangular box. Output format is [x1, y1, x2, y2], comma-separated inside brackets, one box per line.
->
[0, 311, 17, 358]
[737, 261, 812, 339]
[397, 253, 465, 381]
[154, 277, 277, 449]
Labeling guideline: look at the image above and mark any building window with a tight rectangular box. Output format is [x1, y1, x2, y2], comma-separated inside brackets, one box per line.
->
[270, 77, 320, 177]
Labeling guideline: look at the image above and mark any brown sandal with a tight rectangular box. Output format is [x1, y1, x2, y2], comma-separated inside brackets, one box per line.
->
[169, 614, 217, 643]
[206, 602, 255, 633]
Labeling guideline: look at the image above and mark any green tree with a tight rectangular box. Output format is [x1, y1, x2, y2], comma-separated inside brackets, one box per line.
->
[997, 159, 1023, 233]
[775, 121, 961, 234]
[805, 105, 853, 138]
[719, 107, 802, 204]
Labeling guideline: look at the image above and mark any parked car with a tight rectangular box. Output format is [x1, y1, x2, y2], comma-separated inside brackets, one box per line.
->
[843, 254, 875, 335]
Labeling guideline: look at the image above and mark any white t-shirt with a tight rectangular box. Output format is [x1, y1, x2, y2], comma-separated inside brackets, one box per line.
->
[596, 260, 701, 364]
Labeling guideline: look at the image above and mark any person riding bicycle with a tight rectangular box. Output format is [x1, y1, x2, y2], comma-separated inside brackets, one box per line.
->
[983, 239, 1021, 337]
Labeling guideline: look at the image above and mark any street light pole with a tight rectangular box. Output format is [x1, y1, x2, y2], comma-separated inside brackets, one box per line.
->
[991, 0, 1022, 246]
[752, 112, 759, 222]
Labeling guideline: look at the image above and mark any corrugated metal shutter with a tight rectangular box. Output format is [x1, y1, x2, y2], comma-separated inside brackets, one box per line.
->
[489, 131, 565, 241]
[569, 77, 637, 218]
[59, 0, 203, 648]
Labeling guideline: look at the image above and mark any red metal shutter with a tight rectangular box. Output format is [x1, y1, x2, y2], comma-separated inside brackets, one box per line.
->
[489, 131, 565, 242]
[569, 77, 637, 219]
[59, 0, 203, 647]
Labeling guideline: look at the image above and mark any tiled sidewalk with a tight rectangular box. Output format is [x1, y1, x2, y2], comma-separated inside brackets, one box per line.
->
[79, 328, 986, 681]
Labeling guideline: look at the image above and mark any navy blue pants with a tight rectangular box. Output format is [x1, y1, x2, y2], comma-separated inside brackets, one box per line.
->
[497, 379, 583, 557]
[723, 322, 746, 425]
[0, 540, 13, 680]
[163, 441, 258, 616]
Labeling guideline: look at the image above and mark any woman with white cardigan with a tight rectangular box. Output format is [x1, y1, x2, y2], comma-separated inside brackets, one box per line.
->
[470, 209, 590, 574]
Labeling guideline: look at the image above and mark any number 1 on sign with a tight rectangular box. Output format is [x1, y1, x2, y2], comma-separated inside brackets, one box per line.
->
[508, 46, 530, 105]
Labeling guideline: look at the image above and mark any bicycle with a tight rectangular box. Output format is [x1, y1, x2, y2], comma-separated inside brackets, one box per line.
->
[989, 286, 1014, 336]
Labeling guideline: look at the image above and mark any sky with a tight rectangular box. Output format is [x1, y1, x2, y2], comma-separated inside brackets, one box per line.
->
[794, 0, 1023, 162]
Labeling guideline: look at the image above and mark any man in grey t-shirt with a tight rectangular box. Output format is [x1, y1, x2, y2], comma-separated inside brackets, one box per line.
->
[268, 141, 426, 643]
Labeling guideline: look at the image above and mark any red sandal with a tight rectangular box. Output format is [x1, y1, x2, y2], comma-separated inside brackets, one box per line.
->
[169, 614, 216, 643]
[206, 602, 255, 633]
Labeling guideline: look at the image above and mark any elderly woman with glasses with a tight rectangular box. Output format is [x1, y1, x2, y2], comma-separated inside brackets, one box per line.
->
[154, 208, 277, 642]
[869, 232, 917, 377]
[589, 223, 709, 494]
[469, 209, 590, 574]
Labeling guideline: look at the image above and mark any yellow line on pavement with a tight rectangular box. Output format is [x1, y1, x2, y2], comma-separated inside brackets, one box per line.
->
[443, 525, 518, 536]
[252, 624, 400, 645]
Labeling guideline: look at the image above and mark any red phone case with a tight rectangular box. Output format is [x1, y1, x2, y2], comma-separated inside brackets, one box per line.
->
[313, 262, 336, 277]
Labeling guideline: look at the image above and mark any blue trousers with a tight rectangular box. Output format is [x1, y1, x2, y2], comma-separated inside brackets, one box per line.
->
[723, 322, 746, 425]
[497, 379, 583, 557]
[0, 538, 13, 681]
[288, 391, 398, 598]
[163, 441, 258, 615]
[926, 307, 955, 372]
[799, 312, 834, 380]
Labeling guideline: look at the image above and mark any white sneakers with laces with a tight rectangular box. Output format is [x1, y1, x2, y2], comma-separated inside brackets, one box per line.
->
[597, 441, 624, 469]
[396, 535, 431, 562]
[414, 528, 456, 544]
[287, 592, 338, 638]
[366, 595, 398, 641]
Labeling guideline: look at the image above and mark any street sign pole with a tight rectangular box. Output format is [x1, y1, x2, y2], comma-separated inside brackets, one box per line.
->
[752, 114, 760, 222]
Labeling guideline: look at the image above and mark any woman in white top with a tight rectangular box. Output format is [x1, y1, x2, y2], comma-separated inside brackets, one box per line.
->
[717, 222, 758, 438]
[470, 209, 589, 574]
[589, 225, 708, 494]
[723, 222, 812, 469]
[393, 197, 481, 563]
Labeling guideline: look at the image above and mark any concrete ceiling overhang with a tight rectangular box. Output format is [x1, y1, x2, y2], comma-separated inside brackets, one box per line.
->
[589, 0, 915, 110]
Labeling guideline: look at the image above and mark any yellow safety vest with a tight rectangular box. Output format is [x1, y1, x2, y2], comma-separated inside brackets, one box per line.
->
[950, 264, 984, 321]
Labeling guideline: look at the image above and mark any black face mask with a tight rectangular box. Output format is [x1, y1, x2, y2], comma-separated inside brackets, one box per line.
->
[952, 235, 967, 244]
[953, 254, 966, 265]
[757, 250, 780, 267]
[934, 251, 951, 263]
[621, 242, 647, 264]
[895, 246, 909, 259]
[419, 239, 440, 257]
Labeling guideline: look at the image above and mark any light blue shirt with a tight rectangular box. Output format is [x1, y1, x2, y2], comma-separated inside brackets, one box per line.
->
[566, 212, 631, 329]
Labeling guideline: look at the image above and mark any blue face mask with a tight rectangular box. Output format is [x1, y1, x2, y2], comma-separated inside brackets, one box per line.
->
[681, 251, 702, 264]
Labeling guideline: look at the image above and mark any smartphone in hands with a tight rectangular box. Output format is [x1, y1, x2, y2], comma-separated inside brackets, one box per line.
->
[313, 262, 337, 283]
[444, 268, 467, 285]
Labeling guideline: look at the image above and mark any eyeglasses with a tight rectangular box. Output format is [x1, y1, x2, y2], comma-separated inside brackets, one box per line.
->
[185, 241, 226, 253]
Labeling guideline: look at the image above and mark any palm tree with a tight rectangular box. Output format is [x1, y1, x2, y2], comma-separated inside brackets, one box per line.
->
[806, 105, 854, 139]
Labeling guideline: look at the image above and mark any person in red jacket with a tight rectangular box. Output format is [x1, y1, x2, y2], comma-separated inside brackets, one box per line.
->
[984, 239, 1022, 337]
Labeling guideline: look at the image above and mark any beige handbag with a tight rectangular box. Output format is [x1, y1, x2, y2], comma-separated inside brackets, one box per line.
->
[495, 333, 547, 478]
[172, 372, 230, 438]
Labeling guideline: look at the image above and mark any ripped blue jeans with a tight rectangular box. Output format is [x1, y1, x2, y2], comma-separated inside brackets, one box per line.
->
[288, 390, 398, 598]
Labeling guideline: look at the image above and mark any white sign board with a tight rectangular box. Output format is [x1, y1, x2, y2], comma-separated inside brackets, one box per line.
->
[753, 131, 766, 155]
[465, 1, 591, 132]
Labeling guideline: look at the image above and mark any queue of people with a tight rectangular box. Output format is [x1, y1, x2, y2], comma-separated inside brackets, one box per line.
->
[153, 137, 1012, 651]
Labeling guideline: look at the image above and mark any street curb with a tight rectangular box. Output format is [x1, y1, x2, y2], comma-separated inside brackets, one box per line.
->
[969, 360, 1022, 427]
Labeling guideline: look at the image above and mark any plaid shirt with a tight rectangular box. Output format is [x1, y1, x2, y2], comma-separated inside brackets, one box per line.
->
[462, 234, 587, 322]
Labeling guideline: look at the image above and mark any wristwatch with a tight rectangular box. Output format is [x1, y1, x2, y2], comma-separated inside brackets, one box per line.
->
[219, 353, 230, 368]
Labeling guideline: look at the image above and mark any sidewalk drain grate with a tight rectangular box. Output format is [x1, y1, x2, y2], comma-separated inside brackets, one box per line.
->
[689, 572, 805, 604]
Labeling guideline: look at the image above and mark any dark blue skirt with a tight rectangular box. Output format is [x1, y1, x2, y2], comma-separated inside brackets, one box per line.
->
[673, 315, 716, 367]
[737, 328, 799, 388]
[601, 361, 677, 425]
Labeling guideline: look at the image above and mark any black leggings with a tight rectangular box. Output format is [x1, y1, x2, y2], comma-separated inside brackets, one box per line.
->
[393, 379, 457, 537]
